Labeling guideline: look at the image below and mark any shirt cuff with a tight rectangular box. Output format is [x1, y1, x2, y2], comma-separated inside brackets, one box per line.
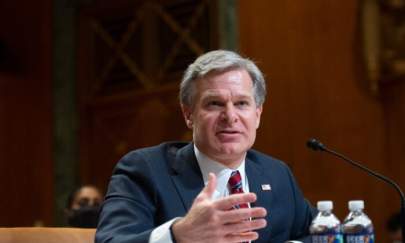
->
[149, 217, 181, 243]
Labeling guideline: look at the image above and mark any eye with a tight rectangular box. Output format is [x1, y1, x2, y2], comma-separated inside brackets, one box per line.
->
[78, 198, 90, 207]
[235, 100, 250, 107]
[207, 100, 224, 107]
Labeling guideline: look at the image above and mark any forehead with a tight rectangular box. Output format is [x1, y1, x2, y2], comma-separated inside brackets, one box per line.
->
[75, 187, 101, 200]
[195, 69, 254, 96]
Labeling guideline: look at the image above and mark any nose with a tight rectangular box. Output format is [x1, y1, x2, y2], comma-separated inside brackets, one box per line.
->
[221, 103, 238, 124]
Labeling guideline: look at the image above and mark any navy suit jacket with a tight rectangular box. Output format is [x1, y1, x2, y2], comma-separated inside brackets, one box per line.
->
[95, 142, 315, 243]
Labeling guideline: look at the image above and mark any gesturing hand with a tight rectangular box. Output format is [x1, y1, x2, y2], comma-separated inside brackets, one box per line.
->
[171, 173, 267, 243]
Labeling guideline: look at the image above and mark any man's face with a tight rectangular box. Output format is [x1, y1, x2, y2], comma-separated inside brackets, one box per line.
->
[182, 68, 263, 168]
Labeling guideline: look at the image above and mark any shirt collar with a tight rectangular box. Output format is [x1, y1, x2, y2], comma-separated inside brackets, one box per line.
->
[194, 145, 247, 198]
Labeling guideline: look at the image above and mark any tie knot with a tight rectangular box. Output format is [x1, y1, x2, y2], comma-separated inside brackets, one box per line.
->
[228, 170, 242, 191]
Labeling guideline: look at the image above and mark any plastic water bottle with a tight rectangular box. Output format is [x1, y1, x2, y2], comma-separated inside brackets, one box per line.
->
[342, 200, 375, 243]
[309, 201, 343, 243]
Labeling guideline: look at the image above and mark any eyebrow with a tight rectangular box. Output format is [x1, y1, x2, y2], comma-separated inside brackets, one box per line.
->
[201, 92, 253, 100]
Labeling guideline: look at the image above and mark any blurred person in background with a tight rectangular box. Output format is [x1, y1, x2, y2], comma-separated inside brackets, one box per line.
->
[65, 185, 103, 228]
[387, 212, 402, 243]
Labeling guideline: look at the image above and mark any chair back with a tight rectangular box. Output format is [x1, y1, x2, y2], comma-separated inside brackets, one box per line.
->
[0, 227, 96, 243]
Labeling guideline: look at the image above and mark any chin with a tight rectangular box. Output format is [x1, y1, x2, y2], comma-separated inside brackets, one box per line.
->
[218, 144, 245, 155]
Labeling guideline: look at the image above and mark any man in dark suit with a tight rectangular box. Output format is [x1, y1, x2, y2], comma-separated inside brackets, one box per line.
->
[96, 50, 315, 243]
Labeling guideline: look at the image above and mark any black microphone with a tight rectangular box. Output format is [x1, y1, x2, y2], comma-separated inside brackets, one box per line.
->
[307, 138, 405, 241]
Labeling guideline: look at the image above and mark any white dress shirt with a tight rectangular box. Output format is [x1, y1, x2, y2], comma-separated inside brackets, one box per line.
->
[149, 145, 250, 243]
[195, 145, 249, 198]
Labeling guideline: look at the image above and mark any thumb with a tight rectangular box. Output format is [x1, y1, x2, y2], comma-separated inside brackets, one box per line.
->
[202, 172, 217, 199]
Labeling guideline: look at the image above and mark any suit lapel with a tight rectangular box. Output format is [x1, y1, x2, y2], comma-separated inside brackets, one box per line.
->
[169, 143, 204, 211]
[246, 158, 274, 241]
[246, 158, 273, 209]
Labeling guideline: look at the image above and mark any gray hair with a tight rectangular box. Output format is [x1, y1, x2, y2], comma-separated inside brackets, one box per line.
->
[180, 50, 267, 107]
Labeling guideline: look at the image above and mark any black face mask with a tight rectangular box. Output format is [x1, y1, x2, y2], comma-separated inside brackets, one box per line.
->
[67, 206, 100, 228]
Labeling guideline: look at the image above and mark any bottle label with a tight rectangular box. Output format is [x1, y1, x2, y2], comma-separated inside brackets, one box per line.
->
[345, 233, 374, 243]
[312, 233, 343, 243]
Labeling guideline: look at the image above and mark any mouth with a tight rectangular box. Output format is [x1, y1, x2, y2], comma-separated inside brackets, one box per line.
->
[216, 130, 241, 135]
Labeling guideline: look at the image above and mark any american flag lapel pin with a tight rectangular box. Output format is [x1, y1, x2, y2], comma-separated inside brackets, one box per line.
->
[261, 184, 271, 191]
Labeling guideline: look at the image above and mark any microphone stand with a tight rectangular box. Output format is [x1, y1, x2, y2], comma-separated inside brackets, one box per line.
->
[307, 138, 405, 242]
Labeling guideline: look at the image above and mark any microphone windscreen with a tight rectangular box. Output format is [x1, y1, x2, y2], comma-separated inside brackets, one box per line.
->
[306, 138, 324, 151]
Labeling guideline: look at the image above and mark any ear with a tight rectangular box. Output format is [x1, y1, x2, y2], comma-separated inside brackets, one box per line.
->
[255, 105, 263, 129]
[181, 104, 193, 129]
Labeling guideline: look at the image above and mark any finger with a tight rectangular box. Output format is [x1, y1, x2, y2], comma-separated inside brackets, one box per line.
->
[224, 218, 267, 235]
[201, 172, 217, 199]
[214, 192, 257, 210]
[220, 207, 267, 223]
[225, 231, 259, 242]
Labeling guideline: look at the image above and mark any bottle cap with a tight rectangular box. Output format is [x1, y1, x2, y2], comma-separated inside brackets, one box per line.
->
[317, 200, 333, 211]
[348, 200, 364, 211]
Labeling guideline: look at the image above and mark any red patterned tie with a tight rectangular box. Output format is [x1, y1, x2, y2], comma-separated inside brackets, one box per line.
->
[228, 170, 249, 209]
[228, 170, 250, 243]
